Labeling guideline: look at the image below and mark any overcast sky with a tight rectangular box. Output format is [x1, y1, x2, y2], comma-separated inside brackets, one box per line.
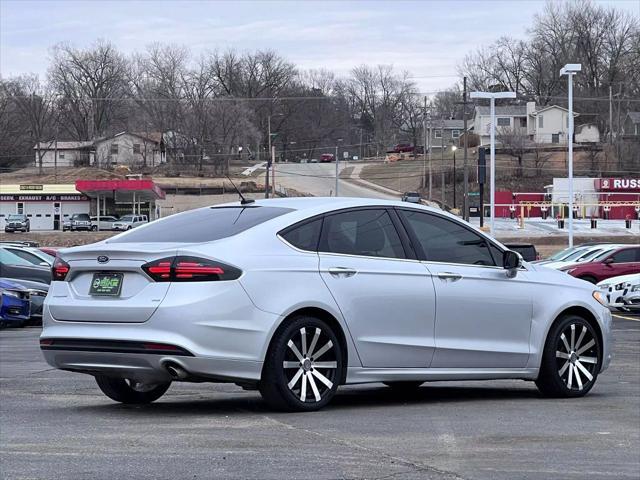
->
[1, 0, 638, 93]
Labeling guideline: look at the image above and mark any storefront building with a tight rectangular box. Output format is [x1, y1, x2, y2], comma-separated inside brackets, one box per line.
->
[0, 184, 90, 231]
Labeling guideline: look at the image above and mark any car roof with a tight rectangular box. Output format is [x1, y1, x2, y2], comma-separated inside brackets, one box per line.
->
[218, 196, 437, 212]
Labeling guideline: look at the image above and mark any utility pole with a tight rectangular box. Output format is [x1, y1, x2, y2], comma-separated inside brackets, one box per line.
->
[428, 106, 433, 200]
[441, 116, 445, 207]
[335, 138, 343, 196]
[462, 76, 469, 221]
[609, 84, 613, 145]
[422, 96, 427, 189]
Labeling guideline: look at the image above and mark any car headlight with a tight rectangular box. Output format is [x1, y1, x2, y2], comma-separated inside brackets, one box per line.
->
[632, 285, 640, 292]
[592, 291, 608, 306]
[1, 290, 20, 298]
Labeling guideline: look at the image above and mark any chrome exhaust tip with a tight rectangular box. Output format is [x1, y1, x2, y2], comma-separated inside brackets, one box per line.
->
[165, 363, 188, 380]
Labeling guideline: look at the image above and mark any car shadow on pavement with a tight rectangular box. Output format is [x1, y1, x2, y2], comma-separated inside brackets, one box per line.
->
[70, 383, 552, 416]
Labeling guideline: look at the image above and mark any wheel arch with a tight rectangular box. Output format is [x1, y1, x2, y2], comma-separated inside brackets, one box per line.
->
[542, 305, 604, 363]
[264, 306, 350, 385]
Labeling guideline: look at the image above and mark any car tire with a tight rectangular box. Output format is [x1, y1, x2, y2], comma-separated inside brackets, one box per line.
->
[95, 375, 171, 404]
[259, 315, 343, 412]
[577, 275, 597, 284]
[383, 381, 424, 391]
[91, 225, 98, 231]
[127, 226, 132, 230]
[535, 314, 601, 398]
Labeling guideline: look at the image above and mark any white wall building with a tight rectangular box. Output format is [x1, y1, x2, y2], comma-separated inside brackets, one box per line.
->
[0, 184, 90, 231]
[33, 141, 93, 168]
[93, 132, 165, 168]
[471, 102, 591, 145]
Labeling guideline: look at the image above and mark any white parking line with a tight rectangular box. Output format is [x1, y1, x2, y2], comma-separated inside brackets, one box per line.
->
[613, 314, 640, 322]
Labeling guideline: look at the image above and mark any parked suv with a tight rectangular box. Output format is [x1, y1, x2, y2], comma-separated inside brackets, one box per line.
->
[401, 192, 421, 204]
[90, 216, 119, 231]
[560, 245, 640, 283]
[4, 214, 30, 233]
[112, 214, 148, 231]
[68, 213, 92, 231]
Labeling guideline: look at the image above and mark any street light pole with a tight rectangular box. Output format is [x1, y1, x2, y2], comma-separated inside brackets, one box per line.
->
[560, 63, 581, 248]
[470, 91, 517, 236]
[266, 115, 273, 199]
[335, 138, 343, 196]
[452, 146, 457, 209]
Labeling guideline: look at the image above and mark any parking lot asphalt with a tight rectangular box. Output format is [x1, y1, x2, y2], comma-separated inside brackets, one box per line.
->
[1, 315, 639, 480]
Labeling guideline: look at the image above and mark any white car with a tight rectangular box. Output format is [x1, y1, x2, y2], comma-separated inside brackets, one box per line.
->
[41, 198, 612, 411]
[112, 214, 148, 231]
[597, 274, 640, 312]
[90, 216, 119, 231]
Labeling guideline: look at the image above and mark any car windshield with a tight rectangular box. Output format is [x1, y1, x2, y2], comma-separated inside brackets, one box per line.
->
[7, 215, 25, 220]
[119, 215, 135, 222]
[72, 214, 90, 220]
[108, 206, 292, 243]
[560, 248, 591, 261]
[547, 246, 579, 261]
[592, 249, 618, 262]
[576, 248, 607, 262]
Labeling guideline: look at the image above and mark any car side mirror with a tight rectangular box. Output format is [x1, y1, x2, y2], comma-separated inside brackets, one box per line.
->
[503, 250, 522, 278]
[604, 257, 614, 265]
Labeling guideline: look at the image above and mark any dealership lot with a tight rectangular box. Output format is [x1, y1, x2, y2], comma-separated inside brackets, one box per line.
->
[0, 315, 638, 480]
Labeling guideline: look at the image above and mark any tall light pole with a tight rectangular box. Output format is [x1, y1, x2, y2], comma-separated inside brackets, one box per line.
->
[470, 91, 517, 236]
[560, 63, 581, 248]
[335, 138, 343, 196]
[266, 113, 284, 198]
[451, 145, 457, 209]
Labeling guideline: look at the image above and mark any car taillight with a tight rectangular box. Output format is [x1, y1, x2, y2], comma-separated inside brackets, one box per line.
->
[52, 257, 70, 281]
[142, 256, 241, 282]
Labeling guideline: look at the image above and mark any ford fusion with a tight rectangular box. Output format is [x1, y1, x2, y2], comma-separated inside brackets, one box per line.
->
[40, 198, 612, 411]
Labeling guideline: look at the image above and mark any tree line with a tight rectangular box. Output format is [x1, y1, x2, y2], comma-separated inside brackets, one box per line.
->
[0, 0, 638, 174]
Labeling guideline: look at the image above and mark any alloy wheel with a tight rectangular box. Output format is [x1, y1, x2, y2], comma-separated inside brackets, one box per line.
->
[555, 323, 599, 391]
[283, 327, 338, 403]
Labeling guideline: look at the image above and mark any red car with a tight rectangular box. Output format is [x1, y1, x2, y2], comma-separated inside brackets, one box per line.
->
[388, 144, 415, 153]
[319, 153, 335, 163]
[560, 245, 640, 283]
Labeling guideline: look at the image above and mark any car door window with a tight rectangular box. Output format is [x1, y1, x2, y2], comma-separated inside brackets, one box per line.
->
[6, 248, 42, 266]
[399, 210, 496, 266]
[610, 248, 639, 263]
[320, 209, 405, 259]
[281, 218, 322, 251]
[0, 249, 34, 266]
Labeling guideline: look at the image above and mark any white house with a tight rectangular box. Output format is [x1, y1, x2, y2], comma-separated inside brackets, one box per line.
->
[33, 141, 93, 168]
[471, 105, 528, 146]
[93, 132, 166, 168]
[470, 101, 586, 145]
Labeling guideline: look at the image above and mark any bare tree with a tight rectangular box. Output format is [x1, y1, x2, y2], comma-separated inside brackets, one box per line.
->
[497, 127, 528, 176]
[4, 75, 59, 174]
[49, 40, 129, 139]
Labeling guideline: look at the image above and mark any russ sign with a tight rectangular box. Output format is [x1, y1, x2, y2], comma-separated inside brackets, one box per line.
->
[596, 178, 640, 191]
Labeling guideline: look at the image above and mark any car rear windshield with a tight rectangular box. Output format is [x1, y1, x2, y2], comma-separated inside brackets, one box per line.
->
[108, 206, 293, 243]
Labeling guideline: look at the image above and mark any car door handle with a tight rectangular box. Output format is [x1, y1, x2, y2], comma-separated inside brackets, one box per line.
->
[437, 272, 463, 282]
[328, 267, 357, 278]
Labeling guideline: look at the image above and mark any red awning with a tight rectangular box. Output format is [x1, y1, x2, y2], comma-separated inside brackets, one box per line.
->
[75, 179, 165, 201]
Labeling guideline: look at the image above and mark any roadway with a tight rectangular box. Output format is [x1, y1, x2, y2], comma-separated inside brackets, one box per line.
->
[267, 162, 398, 199]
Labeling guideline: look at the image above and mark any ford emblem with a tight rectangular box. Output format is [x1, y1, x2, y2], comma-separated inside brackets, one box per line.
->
[97, 255, 109, 264]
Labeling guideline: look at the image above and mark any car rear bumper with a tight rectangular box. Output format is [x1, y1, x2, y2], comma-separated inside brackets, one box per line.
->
[41, 347, 263, 383]
[40, 281, 280, 382]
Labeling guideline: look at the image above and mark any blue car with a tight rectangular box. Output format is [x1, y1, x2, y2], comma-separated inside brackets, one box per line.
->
[0, 279, 31, 327]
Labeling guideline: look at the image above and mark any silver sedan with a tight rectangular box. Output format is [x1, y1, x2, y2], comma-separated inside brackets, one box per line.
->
[41, 198, 612, 411]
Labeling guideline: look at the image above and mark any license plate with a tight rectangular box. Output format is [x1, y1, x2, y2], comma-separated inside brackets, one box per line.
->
[89, 273, 123, 296]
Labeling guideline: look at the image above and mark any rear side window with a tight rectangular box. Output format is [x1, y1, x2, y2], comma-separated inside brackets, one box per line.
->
[281, 218, 322, 251]
[399, 210, 496, 266]
[108, 206, 292, 243]
[610, 248, 640, 263]
[320, 209, 406, 259]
